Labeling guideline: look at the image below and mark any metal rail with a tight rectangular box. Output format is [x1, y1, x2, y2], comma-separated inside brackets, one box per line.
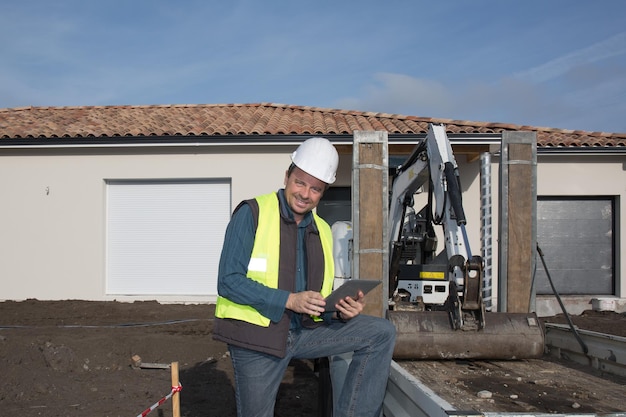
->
[544, 323, 626, 378]
[384, 361, 455, 417]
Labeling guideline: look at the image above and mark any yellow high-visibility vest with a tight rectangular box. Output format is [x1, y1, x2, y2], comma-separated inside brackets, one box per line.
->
[216, 192, 334, 326]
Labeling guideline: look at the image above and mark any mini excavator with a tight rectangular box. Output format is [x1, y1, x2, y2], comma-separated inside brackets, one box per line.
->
[333, 123, 544, 360]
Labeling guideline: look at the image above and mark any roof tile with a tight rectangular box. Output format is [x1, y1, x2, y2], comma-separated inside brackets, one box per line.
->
[0, 103, 624, 148]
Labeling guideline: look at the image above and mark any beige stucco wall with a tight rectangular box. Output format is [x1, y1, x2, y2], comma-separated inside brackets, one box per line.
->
[0, 144, 623, 314]
[0, 145, 346, 302]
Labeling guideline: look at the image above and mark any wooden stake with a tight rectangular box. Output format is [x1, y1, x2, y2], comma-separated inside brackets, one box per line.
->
[171, 361, 181, 417]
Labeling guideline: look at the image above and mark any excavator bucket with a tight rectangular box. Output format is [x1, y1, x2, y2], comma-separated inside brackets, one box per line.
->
[389, 310, 545, 360]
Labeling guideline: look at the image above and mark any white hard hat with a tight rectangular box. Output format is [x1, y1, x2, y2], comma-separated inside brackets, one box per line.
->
[291, 137, 338, 184]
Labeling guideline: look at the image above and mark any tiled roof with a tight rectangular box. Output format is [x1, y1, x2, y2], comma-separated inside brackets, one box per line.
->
[1, 103, 624, 148]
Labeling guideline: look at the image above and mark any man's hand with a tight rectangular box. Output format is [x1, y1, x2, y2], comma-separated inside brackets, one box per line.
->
[286, 291, 326, 316]
[335, 290, 365, 321]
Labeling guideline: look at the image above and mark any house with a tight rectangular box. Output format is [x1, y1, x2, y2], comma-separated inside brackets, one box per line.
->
[1, 103, 624, 316]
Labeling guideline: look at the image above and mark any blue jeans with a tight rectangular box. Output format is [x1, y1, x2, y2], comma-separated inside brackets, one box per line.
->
[228, 314, 396, 417]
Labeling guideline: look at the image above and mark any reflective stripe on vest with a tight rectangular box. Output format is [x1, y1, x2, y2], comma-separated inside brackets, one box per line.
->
[216, 192, 334, 326]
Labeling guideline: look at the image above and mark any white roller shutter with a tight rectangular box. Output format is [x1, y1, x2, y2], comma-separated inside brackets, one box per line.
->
[106, 179, 230, 296]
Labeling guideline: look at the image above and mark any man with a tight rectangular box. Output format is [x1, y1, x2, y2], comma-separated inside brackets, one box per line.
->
[214, 137, 396, 417]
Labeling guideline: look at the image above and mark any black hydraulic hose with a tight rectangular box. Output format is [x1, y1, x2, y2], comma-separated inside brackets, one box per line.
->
[536, 244, 589, 355]
[443, 162, 466, 225]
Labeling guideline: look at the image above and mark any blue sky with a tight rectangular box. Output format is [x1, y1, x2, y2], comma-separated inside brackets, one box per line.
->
[1, 0, 625, 133]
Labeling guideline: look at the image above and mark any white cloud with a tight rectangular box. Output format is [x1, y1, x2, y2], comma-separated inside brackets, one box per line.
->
[335, 73, 452, 116]
[513, 32, 626, 84]
[332, 71, 625, 132]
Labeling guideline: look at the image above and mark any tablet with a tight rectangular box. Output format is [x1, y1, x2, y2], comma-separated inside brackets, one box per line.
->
[324, 279, 381, 312]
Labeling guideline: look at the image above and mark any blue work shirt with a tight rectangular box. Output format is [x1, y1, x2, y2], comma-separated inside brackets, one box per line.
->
[217, 189, 333, 329]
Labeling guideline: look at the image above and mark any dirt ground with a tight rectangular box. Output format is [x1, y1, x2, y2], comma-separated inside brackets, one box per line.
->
[0, 300, 319, 417]
[540, 308, 626, 337]
[0, 299, 624, 417]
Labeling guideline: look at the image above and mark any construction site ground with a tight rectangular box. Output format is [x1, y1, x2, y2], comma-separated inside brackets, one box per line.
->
[0, 300, 624, 417]
[397, 309, 626, 415]
[398, 356, 625, 414]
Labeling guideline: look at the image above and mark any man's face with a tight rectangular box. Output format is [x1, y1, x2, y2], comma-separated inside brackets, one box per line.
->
[284, 166, 327, 224]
